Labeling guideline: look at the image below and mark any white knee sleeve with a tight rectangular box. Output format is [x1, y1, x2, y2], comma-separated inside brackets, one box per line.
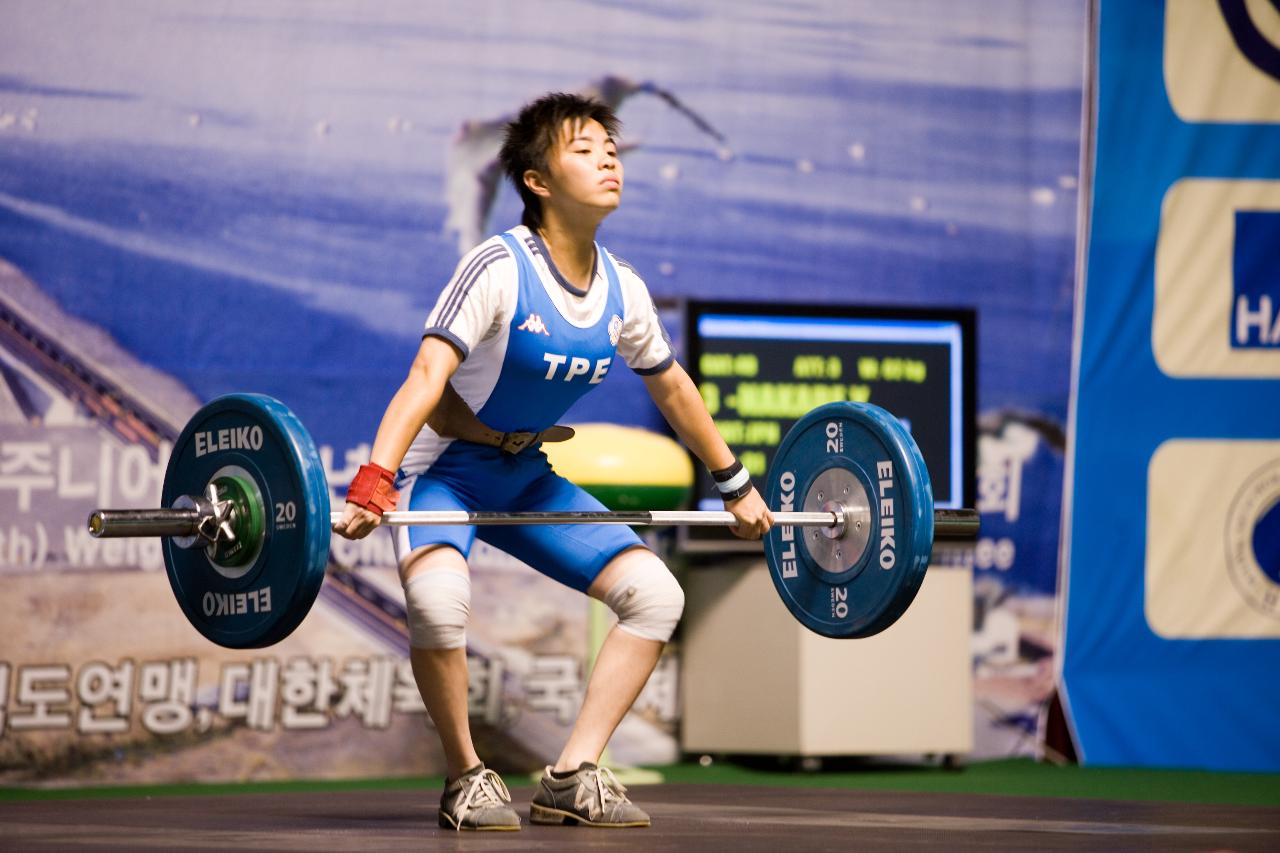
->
[602, 561, 685, 643]
[403, 570, 471, 650]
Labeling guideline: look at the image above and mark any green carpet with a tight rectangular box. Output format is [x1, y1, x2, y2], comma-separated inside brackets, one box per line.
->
[652, 759, 1280, 807]
[1, 759, 1277, 807]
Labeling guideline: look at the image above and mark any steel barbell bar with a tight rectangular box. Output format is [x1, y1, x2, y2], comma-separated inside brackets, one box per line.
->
[89, 507, 979, 540]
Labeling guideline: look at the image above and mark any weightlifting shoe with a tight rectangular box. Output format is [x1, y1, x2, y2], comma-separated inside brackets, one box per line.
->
[438, 763, 521, 831]
[529, 762, 651, 828]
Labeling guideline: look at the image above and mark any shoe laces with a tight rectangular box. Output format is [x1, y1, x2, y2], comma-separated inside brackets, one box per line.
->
[454, 769, 511, 830]
[585, 766, 630, 813]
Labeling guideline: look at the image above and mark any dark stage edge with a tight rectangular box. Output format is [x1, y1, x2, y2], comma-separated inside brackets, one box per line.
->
[2, 783, 1277, 852]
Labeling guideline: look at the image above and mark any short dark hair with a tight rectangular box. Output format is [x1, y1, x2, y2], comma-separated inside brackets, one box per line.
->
[499, 92, 621, 232]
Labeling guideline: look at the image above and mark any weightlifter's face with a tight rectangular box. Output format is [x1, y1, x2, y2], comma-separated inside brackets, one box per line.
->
[529, 118, 623, 217]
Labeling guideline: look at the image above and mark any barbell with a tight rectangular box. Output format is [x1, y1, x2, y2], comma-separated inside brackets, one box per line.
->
[87, 393, 978, 648]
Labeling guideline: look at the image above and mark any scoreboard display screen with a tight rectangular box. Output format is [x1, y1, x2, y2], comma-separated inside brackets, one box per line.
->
[681, 301, 975, 551]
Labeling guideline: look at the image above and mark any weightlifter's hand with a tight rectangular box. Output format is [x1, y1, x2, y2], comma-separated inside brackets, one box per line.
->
[333, 461, 399, 540]
[333, 501, 382, 540]
[725, 486, 772, 539]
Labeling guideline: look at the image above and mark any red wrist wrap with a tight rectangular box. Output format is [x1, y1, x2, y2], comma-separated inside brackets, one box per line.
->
[346, 463, 399, 517]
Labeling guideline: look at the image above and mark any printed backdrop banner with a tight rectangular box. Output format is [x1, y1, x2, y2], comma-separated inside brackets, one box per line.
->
[0, 1, 1082, 783]
[1062, 0, 1280, 772]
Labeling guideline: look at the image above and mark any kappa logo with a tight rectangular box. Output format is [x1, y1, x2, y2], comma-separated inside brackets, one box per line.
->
[608, 314, 622, 347]
[517, 313, 551, 336]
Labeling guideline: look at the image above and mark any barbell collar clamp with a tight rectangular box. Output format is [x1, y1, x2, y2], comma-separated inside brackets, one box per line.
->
[87, 484, 236, 553]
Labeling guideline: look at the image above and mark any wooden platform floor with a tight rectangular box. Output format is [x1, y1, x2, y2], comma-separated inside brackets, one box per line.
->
[3, 782, 1278, 851]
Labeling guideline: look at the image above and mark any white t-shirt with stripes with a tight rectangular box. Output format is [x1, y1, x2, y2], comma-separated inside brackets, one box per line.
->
[402, 226, 674, 473]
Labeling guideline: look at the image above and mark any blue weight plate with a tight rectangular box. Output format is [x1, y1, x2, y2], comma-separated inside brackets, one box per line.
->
[764, 402, 934, 639]
[161, 394, 330, 648]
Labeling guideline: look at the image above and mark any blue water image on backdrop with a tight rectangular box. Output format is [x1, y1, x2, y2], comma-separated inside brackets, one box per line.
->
[0, 0, 1082, 611]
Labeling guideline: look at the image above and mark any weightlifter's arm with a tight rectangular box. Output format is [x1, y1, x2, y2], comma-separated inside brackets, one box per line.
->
[642, 362, 773, 539]
[333, 336, 462, 539]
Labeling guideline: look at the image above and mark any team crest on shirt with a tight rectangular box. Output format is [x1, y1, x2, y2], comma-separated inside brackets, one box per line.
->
[517, 313, 551, 336]
[608, 314, 623, 346]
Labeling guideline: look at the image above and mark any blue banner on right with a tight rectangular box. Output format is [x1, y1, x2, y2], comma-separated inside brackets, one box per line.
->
[1063, 0, 1280, 771]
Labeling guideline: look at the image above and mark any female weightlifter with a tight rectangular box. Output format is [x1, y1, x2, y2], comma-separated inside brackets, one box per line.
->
[334, 92, 771, 831]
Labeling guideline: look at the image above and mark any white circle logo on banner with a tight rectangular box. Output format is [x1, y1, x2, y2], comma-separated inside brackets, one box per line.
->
[1225, 457, 1280, 619]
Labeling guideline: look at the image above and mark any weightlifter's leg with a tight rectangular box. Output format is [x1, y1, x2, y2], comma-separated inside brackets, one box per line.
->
[402, 544, 520, 830]
[552, 546, 683, 772]
[400, 544, 479, 781]
[529, 546, 680, 827]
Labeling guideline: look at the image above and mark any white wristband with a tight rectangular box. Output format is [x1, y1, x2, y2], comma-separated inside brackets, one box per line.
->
[716, 466, 750, 494]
